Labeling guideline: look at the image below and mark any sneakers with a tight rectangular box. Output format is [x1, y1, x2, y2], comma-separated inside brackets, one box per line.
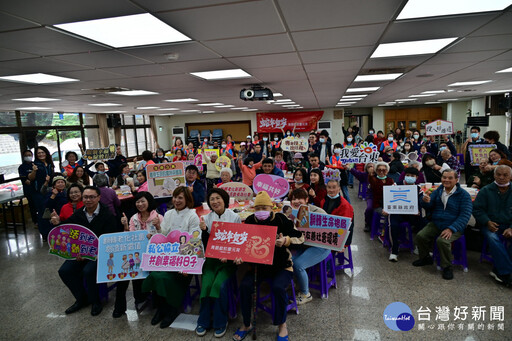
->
[442, 266, 454, 280]
[297, 292, 313, 305]
[413, 246, 419, 255]
[490, 271, 511, 286]
[412, 256, 434, 267]
[196, 325, 207, 337]
[388, 254, 398, 262]
[214, 323, 228, 338]
[377, 235, 385, 244]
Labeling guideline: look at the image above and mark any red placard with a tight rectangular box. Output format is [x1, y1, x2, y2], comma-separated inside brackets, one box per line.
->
[205, 221, 277, 265]
[257, 111, 324, 133]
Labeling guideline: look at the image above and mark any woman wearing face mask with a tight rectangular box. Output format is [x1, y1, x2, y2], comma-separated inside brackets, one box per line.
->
[397, 161, 426, 184]
[220, 139, 233, 157]
[258, 135, 271, 157]
[233, 191, 304, 341]
[412, 131, 423, 152]
[322, 179, 355, 246]
[368, 162, 394, 222]
[288, 152, 304, 173]
[270, 135, 282, 156]
[66, 165, 90, 189]
[379, 133, 398, 152]
[487, 149, 512, 171]
[153, 148, 169, 164]
[289, 168, 309, 194]
[421, 154, 442, 184]
[400, 141, 414, 155]
[59, 184, 84, 222]
[343, 134, 357, 188]
[18, 150, 38, 225]
[308, 169, 327, 206]
[112, 163, 132, 190]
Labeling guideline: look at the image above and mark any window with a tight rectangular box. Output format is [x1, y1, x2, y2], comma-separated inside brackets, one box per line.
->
[136, 128, 146, 153]
[83, 114, 98, 126]
[0, 133, 22, 180]
[84, 128, 101, 149]
[125, 129, 136, 156]
[0, 112, 17, 127]
[123, 115, 134, 125]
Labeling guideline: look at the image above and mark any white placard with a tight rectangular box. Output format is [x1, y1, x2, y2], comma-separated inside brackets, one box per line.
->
[425, 119, 453, 136]
[383, 185, 419, 215]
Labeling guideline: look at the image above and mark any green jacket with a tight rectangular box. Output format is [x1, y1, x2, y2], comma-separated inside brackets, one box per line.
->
[473, 182, 512, 228]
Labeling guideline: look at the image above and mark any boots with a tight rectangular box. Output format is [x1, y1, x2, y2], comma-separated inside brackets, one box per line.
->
[151, 295, 164, 325]
[160, 303, 180, 329]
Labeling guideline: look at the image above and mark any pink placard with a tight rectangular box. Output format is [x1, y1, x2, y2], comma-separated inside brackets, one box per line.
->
[253, 174, 289, 199]
[219, 182, 254, 200]
[140, 230, 205, 274]
[48, 224, 99, 260]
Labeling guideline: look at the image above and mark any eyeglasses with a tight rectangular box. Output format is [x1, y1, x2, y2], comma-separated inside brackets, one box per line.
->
[377, 168, 387, 172]
[83, 195, 98, 200]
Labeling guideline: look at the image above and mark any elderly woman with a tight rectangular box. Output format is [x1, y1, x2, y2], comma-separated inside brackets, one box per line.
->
[93, 174, 120, 216]
[233, 191, 304, 341]
[40, 175, 68, 240]
[196, 188, 241, 337]
[142, 186, 200, 329]
[216, 167, 233, 187]
[487, 149, 512, 171]
[368, 162, 395, 216]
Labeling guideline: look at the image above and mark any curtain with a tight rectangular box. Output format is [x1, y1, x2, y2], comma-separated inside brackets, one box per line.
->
[97, 114, 110, 146]
[150, 116, 160, 149]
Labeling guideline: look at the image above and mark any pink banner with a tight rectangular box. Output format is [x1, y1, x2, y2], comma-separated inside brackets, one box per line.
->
[257, 111, 324, 133]
[253, 174, 289, 199]
[48, 224, 98, 260]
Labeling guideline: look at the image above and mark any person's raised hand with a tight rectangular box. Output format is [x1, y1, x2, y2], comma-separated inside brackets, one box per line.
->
[275, 233, 286, 247]
[152, 216, 161, 230]
[50, 210, 60, 225]
[121, 212, 128, 228]
[199, 216, 207, 231]
[32, 163, 38, 171]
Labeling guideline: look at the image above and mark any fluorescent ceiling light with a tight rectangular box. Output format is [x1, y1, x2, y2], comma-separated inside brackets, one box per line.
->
[111, 90, 158, 96]
[162, 113, 175, 116]
[157, 108, 179, 111]
[282, 104, 301, 107]
[276, 99, 293, 102]
[181, 109, 201, 113]
[354, 73, 403, 82]
[0, 73, 78, 84]
[409, 94, 435, 97]
[336, 102, 356, 106]
[12, 97, 60, 102]
[197, 103, 223, 106]
[396, 99, 417, 102]
[54, 13, 191, 48]
[342, 94, 368, 98]
[230, 107, 248, 110]
[339, 98, 362, 102]
[485, 89, 512, 93]
[202, 111, 215, 114]
[136, 106, 160, 109]
[346, 87, 380, 93]
[425, 102, 442, 104]
[397, 0, 512, 20]
[105, 111, 126, 113]
[421, 90, 446, 94]
[190, 69, 251, 80]
[16, 106, 53, 110]
[214, 105, 235, 108]
[165, 98, 198, 102]
[273, 93, 283, 97]
[438, 99, 458, 101]
[496, 67, 512, 73]
[88, 103, 122, 107]
[371, 38, 457, 58]
[448, 80, 492, 86]
[378, 103, 395, 106]
[242, 109, 258, 112]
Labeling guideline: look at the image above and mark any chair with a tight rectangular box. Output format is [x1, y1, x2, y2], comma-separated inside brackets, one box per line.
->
[307, 253, 337, 299]
[370, 211, 387, 241]
[384, 221, 414, 254]
[183, 274, 201, 313]
[256, 278, 299, 320]
[200, 129, 211, 140]
[456, 153, 464, 170]
[432, 235, 468, 272]
[333, 246, 354, 274]
[212, 128, 223, 139]
[358, 181, 367, 200]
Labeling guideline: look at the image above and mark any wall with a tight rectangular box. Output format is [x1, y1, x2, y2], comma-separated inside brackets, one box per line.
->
[372, 107, 385, 133]
[446, 101, 470, 132]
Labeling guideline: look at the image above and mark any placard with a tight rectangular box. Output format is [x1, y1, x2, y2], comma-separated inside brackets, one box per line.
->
[141, 230, 205, 274]
[383, 185, 419, 215]
[48, 224, 98, 260]
[198, 149, 220, 164]
[425, 119, 454, 136]
[322, 168, 341, 182]
[215, 155, 232, 171]
[257, 111, 324, 132]
[84, 144, 116, 161]
[219, 182, 254, 200]
[337, 142, 380, 164]
[468, 144, 496, 166]
[96, 231, 149, 283]
[253, 174, 290, 199]
[205, 221, 277, 265]
[180, 154, 203, 172]
[146, 162, 185, 198]
[280, 137, 308, 153]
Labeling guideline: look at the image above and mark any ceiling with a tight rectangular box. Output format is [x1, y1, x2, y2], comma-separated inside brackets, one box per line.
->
[0, 0, 511, 116]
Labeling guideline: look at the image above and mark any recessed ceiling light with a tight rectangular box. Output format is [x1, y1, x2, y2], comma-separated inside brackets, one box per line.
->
[396, 99, 417, 101]
[197, 103, 223, 106]
[165, 98, 198, 102]
[157, 108, 179, 111]
[190, 69, 251, 80]
[214, 105, 235, 108]
[409, 94, 436, 97]
[342, 94, 368, 98]
[230, 107, 248, 110]
[485, 89, 512, 93]
[111, 90, 158, 96]
[370, 38, 458, 58]
[273, 93, 283, 97]
[425, 102, 442, 104]
[346, 87, 380, 93]
[0, 73, 78, 84]
[54, 13, 191, 48]
[88, 103, 122, 107]
[12, 97, 61, 102]
[421, 90, 446, 94]
[448, 80, 492, 86]
[181, 109, 201, 113]
[136, 106, 160, 109]
[242, 109, 258, 111]
[438, 99, 458, 101]
[496, 67, 512, 73]
[397, 0, 512, 20]
[339, 98, 363, 102]
[354, 73, 403, 82]
[16, 106, 53, 110]
[105, 110, 127, 113]
[202, 111, 215, 114]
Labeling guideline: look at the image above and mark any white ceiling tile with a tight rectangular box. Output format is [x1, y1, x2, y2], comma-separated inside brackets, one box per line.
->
[445, 34, 512, 53]
[246, 65, 307, 83]
[52, 50, 151, 68]
[103, 59, 237, 77]
[0, 57, 87, 75]
[428, 50, 507, 64]
[0, 48, 38, 62]
[203, 34, 295, 57]
[228, 53, 301, 69]
[470, 12, 512, 36]
[300, 46, 374, 64]
[304, 61, 364, 73]
[120, 42, 221, 63]
[0, 12, 39, 32]
[131, 0, 244, 12]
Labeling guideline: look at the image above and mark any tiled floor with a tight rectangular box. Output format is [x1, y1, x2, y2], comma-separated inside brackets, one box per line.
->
[1, 186, 510, 341]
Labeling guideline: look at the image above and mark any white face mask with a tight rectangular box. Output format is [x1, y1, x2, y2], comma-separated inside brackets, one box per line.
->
[347, 138, 353, 142]
[263, 137, 268, 141]
[221, 144, 227, 148]
[334, 148, 342, 154]
[23, 156, 32, 162]
[319, 138, 325, 143]
[274, 137, 279, 141]
[413, 135, 419, 139]
[388, 137, 393, 142]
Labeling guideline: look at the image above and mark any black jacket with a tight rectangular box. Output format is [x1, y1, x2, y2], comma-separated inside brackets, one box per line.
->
[64, 203, 120, 236]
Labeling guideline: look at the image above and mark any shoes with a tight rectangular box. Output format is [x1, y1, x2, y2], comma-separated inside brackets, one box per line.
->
[412, 256, 434, 267]
[297, 292, 312, 305]
[65, 300, 87, 315]
[151, 308, 164, 325]
[91, 303, 103, 316]
[363, 225, 370, 232]
[112, 309, 125, 318]
[377, 235, 385, 244]
[442, 266, 454, 280]
[160, 309, 179, 329]
[214, 323, 228, 338]
[388, 254, 398, 262]
[196, 325, 207, 337]
[490, 271, 511, 286]
[413, 246, 419, 255]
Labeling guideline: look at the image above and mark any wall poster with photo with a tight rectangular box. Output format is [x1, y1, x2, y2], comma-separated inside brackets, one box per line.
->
[409, 121, 417, 129]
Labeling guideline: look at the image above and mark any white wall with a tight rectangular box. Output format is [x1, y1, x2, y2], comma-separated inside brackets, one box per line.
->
[372, 107, 385, 133]
[447, 101, 470, 132]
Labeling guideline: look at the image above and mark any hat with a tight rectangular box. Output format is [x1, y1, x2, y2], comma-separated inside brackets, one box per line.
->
[240, 142, 246, 146]
[254, 191, 273, 207]
[246, 135, 252, 139]
[293, 153, 303, 159]
[52, 175, 66, 186]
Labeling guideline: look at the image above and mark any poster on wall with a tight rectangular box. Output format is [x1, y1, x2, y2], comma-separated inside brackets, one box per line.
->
[146, 162, 185, 198]
[257, 111, 324, 132]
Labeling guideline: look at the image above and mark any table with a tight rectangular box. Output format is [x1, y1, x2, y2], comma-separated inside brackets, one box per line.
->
[0, 190, 27, 238]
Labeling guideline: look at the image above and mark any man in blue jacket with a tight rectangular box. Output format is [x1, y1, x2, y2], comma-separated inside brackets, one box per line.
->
[473, 165, 512, 286]
[257, 158, 285, 177]
[413, 169, 472, 280]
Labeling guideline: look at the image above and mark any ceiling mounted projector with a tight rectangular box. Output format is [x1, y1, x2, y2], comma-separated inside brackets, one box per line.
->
[240, 86, 273, 101]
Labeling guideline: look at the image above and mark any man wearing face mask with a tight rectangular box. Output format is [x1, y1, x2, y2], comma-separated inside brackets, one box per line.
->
[462, 126, 485, 183]
[85, 161, 107, 178]
[257, 135, 271, 157]
[473, 165, 512, 286]
[322, 180, 354, 246]
[313, 130, 332, 163]
[18, 149, 38, 225]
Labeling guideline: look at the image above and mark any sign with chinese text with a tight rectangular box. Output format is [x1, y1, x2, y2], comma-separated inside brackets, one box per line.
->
[280, 137, 308, 153]
[146, 162, 185, 198]
[425, 119, 454, 136]
[337, 142, 380, 164]
[219, 182, 254, 201]
[257, 111, 324, 133]
[84, 144, 116, 161]
[198, 149, 220, 164]
[383, 185, 419, 215]
[215, 155, 232, 171]
[205, 221, 277, 265]
[253, 174, 290, 199]
[141, 229, 205, 274]
[322, 168, 341, 182]
[97, 231, 149, 283]
[48, 224, 98, 260]
[468, 144, 496, 166]
[180, 154, 203, 172]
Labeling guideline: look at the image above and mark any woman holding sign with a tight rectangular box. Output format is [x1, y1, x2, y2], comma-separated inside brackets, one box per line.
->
[196, 188, 241, 337]
[142, 186, 200, 329]
[234, 191, 304, 341]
